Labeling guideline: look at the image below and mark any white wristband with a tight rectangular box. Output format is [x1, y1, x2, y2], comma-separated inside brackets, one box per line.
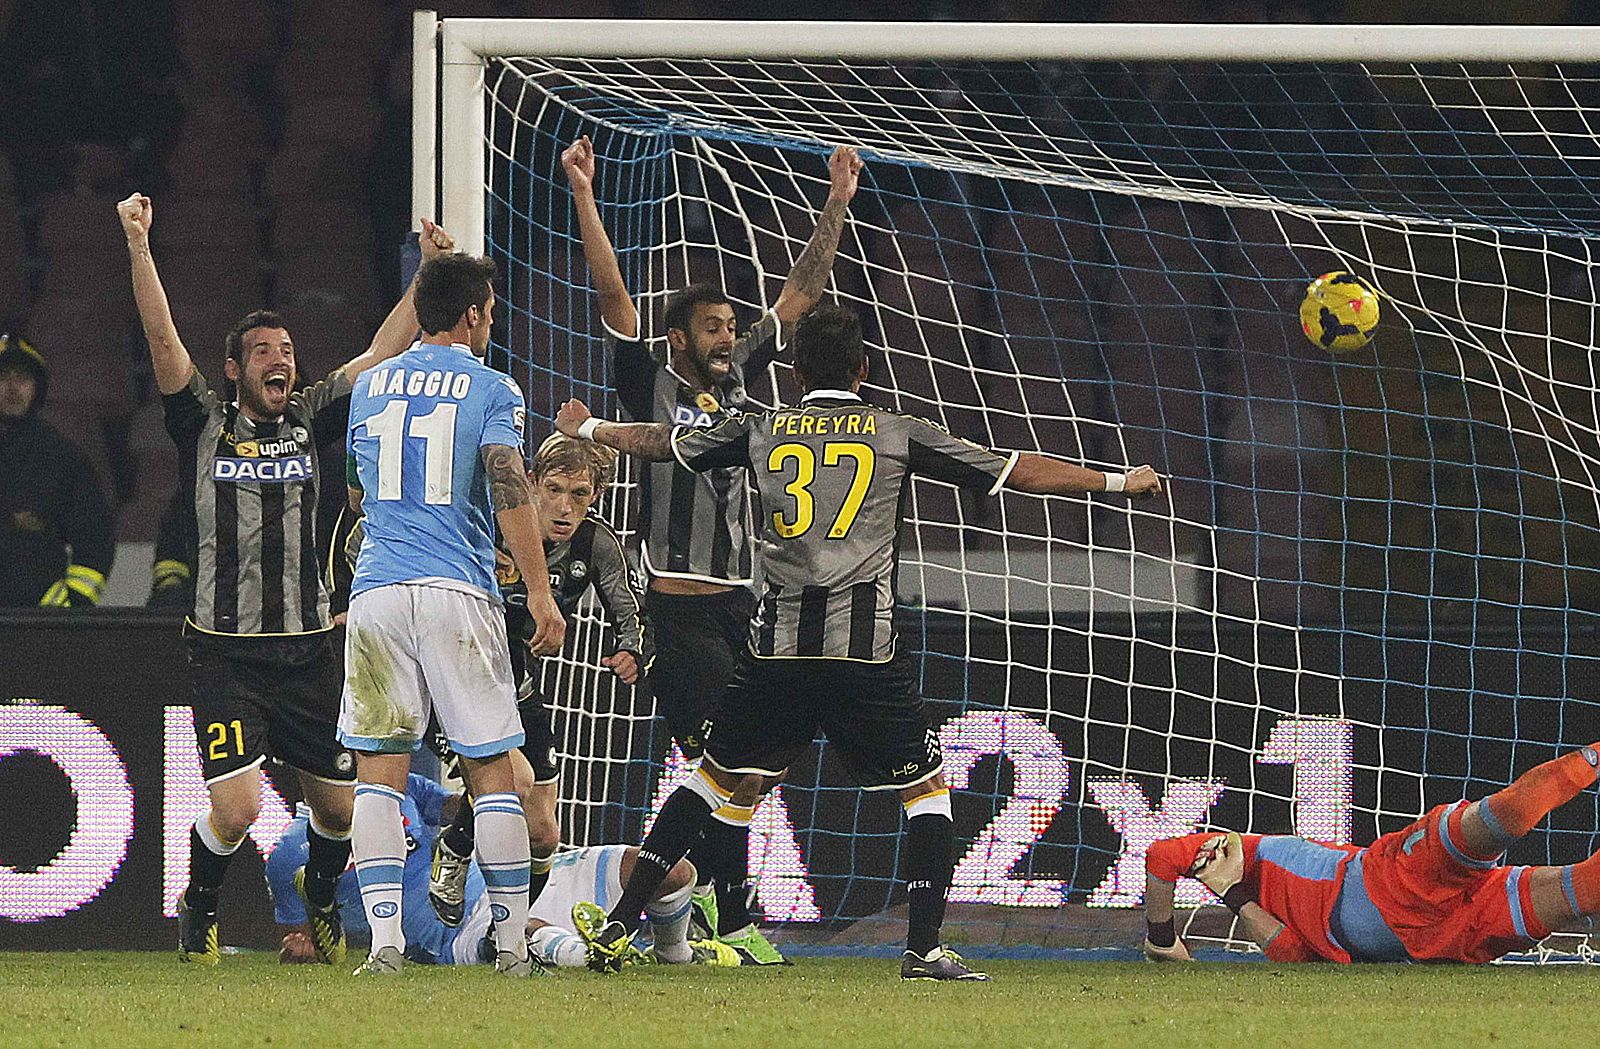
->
[576, 418, 603, 442]
[1103, 471, 1127, 493]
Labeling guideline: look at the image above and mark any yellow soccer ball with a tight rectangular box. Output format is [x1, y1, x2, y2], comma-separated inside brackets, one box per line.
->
[1300, 271, 1379, 353]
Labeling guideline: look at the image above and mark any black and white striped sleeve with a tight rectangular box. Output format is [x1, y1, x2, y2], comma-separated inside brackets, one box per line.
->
[588, 520, 652, 670]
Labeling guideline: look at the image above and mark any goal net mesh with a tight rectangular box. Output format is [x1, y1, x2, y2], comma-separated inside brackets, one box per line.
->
[474, 50, 1600, 952]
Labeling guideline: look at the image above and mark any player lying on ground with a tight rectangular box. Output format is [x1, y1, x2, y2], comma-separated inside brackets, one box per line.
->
[119, 194, 457, 967]
[1144, 742, 1600, 963]
[269, 775, 735, 968]
[426, 433, 654, 925]
[562, 136, 860, 965]
[557, 302, 1162, 981]
[340, 253, 564, 976]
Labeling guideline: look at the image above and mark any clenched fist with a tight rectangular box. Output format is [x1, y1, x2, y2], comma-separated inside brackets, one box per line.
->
[562, 136, 596, 194]
[556, 398, 593, 439]
[1122, 464, 1163, 498]
[420, 217, 455, 260]
[827, 145, 863, 204]
[601, 650, 640, 685]
[117, 193, 152, 244]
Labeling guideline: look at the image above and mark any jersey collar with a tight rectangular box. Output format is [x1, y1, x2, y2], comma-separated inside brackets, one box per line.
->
[800, 388, 861, 403]
[418, 339, 475, 356]
[229, 402, 284, 427]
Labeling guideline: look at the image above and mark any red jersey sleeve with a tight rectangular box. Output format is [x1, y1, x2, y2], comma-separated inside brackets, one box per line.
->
[1146, 833, 1216, 883]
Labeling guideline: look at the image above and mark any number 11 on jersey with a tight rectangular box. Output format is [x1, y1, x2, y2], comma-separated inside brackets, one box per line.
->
[363, 400, 459, 505]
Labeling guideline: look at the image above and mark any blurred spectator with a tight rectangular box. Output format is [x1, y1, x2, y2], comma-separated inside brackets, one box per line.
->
[0, 334, 114, 608]
[146, 486, 195, 611]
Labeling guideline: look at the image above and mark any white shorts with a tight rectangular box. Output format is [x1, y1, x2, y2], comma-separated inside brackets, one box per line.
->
[528, 844, 628, 929]
[338, 582, 522, 758]
[449, 844, 628, 965]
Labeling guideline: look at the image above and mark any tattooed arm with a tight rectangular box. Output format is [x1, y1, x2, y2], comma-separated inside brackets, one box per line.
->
[555, 400, 674, 461]
[483, 443, 566, 656]
[773, 146, 862, 325]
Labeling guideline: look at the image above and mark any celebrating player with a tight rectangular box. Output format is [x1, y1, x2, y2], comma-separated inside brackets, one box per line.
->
[269, 775, 734, 969]
[426, 432, 654, 925]
[119, 193, 454, 966]
[339, 252, 564, 976]
[557, 303, 1162, 980]
[1144, 742, 1600, 964]
[563, 135, 859, 964]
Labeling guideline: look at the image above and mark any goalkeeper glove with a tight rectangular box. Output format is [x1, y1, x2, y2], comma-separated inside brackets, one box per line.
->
[1142, 936, 1194, 963]
[39, 564, 106, 608]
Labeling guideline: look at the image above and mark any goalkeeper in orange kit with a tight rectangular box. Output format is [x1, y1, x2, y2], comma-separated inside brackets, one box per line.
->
[1145, 743, 1600, 963]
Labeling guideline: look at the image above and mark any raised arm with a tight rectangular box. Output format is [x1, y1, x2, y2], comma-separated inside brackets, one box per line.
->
[484, 444, 566, 657]
[772, 145, 862, 325]
[335, 219, 455, 381]
[562, 136, 638, 339]
[555, 399, 673, 462]
[1004, 456, 1163, 497]
[118, 194, 195, 395]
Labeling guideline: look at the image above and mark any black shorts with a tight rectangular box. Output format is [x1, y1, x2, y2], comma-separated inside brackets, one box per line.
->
[645, 587, 755, 758]
[425, 680, 560, 785]
[517, 685, 559, 785]
[703, 649, 942, 790]
[185, 627, 355, 784]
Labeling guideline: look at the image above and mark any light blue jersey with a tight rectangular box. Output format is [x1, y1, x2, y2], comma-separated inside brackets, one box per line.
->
[266, 774, 486, 964]
[348, 342, 527, 599]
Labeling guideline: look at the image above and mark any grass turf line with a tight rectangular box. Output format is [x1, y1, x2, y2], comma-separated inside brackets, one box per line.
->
[0, 952, 1592, 1049]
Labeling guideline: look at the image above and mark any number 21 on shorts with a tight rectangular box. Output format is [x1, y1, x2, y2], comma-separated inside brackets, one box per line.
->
[206, 719, 245, 760]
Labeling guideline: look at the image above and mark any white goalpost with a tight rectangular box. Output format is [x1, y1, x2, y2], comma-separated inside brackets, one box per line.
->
[416, 16, 1600, 957]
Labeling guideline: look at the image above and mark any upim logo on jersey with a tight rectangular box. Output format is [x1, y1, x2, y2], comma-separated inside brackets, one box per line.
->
[232, 436, 304, 458]
[213, 454, 314, 484]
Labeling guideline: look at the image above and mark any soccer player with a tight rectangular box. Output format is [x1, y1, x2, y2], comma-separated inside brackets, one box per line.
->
[562, 134, 861, 964]
[118, 193, 454, 966]
[555, 303, 1163, 980]
[269, 774, 734, 969]
[339, 251, 565, 976]
[426, 432, 653, 925]
[1144, 742, 1600, 964]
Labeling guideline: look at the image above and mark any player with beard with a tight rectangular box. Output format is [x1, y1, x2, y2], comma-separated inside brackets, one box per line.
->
[118, 193, 455, 965]
[562, 135, 861, 964]
[556, 304, 1162, 979]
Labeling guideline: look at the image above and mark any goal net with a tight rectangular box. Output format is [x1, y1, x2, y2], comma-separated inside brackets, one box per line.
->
[436, 20, 1600, 953]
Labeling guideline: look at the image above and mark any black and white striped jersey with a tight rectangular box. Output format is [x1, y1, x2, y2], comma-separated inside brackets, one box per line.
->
[610, 312, 784, 586]
[164, 369, 351, 635]
[497, 515, 653, 668]
[671, 389, 1019, 662]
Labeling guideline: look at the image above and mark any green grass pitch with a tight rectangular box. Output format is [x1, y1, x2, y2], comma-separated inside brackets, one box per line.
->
[0, 952, 1593, 1049]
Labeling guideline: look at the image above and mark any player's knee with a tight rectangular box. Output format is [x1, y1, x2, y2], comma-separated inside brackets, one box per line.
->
[305, 791, 353, 834]
[728, 773, 770, 807]
[526, 818, 560, 856]
[662, 857, 697, 894]
[209, 797, 259, 840]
